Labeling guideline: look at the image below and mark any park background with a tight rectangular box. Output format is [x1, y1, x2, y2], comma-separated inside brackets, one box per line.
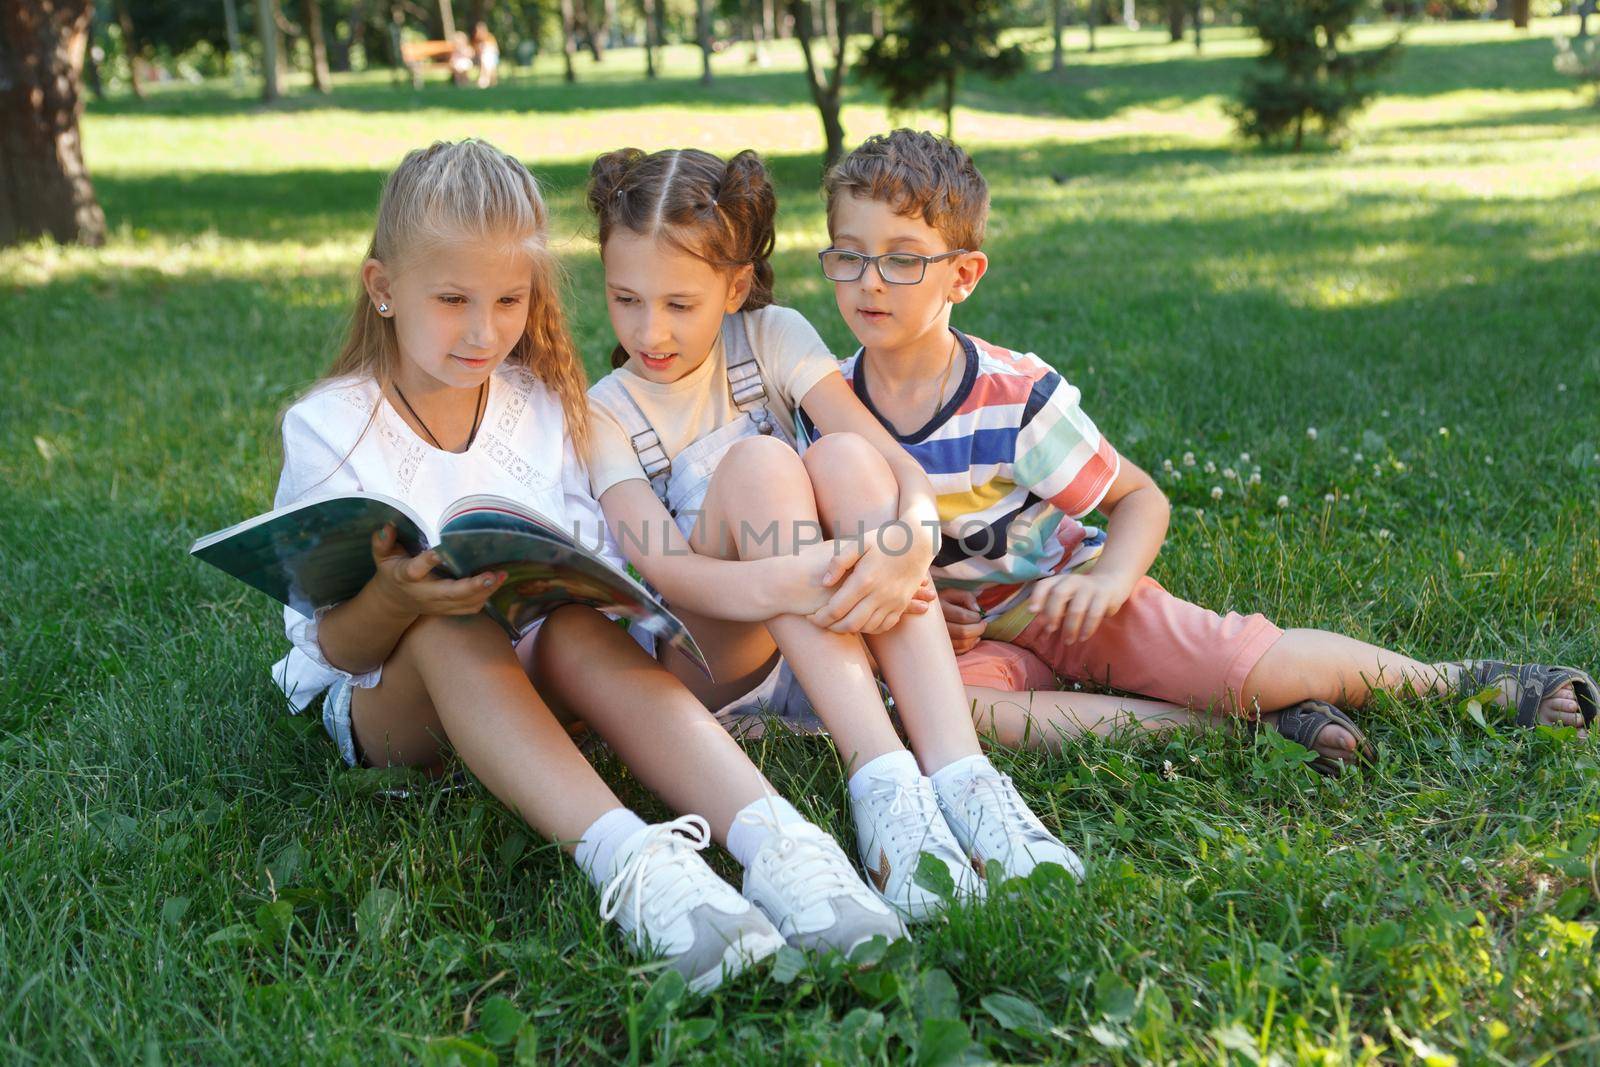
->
[4, 1, 1600, 1062]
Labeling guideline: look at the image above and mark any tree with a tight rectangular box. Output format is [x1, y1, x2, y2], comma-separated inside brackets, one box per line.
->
[559, 0, 577, 80]
[1509, 0, 1530, 28]
[258, 0, 281, 100]
[788, 0, 850, 167]
[303, 0, 334, 92]
[857, 0, 1023, 139]
[1230, 0, 1400, 150]
[1050, 0, 1065, 73]
[112, 0, 145, 99]
[696, 0, 712, 83]
[1166, 0, 1185, 41]
[0, 0, 107, 248]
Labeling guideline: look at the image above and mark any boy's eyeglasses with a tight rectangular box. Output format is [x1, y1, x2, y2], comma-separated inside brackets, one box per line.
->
[817, 248, 969, 285]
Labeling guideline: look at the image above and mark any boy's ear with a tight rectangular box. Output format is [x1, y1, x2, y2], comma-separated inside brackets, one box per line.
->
[946, 250, 988, 306]
[362, 258, 394, 314]
[724, 264, 754, 312]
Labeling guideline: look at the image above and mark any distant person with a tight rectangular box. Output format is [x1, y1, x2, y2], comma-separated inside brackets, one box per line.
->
[807, 128, 1596, 771]
[265, 139, 903, 993]
[473, 22, 499, 88]
[448, 32, 474, 87]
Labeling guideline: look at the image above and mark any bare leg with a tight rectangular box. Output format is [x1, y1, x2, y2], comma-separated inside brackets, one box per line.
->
[965, 685, 1222, 752]
[348, 613, 625, 849]
[1241, 629, 1584, 733]
[805, 433, 984, 771]
[529, 605, 783, 845]
[688, 434, 909, 774]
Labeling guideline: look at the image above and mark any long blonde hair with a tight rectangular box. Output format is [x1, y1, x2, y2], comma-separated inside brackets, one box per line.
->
[323, 139, 590, 452]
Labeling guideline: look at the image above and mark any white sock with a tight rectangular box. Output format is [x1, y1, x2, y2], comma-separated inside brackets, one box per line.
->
[574, 806, 648, 890]
[929, 753, 996, 807]
[725, 794, 808, 869]
[847, 749, 922, 806]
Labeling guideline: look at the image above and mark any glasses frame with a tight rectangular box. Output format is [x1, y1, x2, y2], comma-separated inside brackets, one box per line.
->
[816, 247, 970, 285]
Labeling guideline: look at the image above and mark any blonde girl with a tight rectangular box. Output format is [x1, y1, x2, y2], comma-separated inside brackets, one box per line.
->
[584, 147, 1082, 923]
[270, 140, 901, 993]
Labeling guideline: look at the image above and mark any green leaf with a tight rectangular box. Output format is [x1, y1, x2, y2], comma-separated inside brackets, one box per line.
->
[355, 887, 403, 942]
[915, 1017, 973, 1067]
[1094, 972, 1137, 1022]
[203, 923, 256, 947]
[913, 968, 961, 1023]
[421, 1036, 496, 1067]
[1088, 1023, 1129, 1049]
[496, 830, 528, 869]
[632, 969, 685, 1035]
[771, 945, 807, 984]
[477, 995, 526, 1046]
[912, 852, 956, 901]
[981, 992, 1051, 1036]
[161, 896, 191, 928]
[267, 840, 303, 887]
[512, 1024, 539, 1066]
[254, 899, 295, 945]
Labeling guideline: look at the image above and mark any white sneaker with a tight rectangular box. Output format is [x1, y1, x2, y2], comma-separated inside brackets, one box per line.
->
[935, 769, 1085, 881]
[851, 774, 985, 922]
[598, 815, 786, 993]
[738, 811, 908, 955]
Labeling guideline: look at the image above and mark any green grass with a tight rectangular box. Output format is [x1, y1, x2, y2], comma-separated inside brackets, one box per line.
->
[5, 17, 1600, 1064]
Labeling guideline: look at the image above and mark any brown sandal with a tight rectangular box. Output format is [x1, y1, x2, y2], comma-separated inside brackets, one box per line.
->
[1267, 700, 1376, 777]
[1452, 660, 1598, 729]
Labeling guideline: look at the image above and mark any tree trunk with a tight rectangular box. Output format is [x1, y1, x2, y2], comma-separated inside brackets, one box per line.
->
[1509, 0, 1529, 27]
[640, 0, 657, 76]
[942, 68, 955, 138]
[1192, 0, 1202, 51]
[303, 0, 333, 91]
[330, 0, 365, 71]
[438, 0, 456, 39]
[1166, 0, 1184, 42]
[747, 0, 768, 65]
[559, 0, 577, 81]
[1122, 0, 1137, 28]
[1087, 0, 1098, 52]
[0, 0, 107, 248]
[83, 11, 103, 99]
[697, 0, 713, 83]
[111, 0, 143, 99]
[1050, 0, 1064, 73]
[788, 0, 845, 168]
[259, 0, 281, 100]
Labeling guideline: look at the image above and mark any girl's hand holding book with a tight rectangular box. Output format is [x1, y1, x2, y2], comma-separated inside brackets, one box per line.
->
[369, 523, 508, 618]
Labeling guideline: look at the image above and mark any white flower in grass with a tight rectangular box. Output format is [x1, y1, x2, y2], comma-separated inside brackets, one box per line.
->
[1162, 458, 1174, 472]
[1485, 455, 1494, 466]
[1171, 471, 1183, 482]
[1193, 507, 1205, 518]
[1249, 472, 1261, 486]
[1353, 452, 1363, 463]
[1239, 452, 1251, 463]
[1211, 486, 1224, 500]
[1204, 460, 1217, 474]
[1324, 493, 1336, 503]
[1377, 529, 1392, 541]
[1223, 467, 1237, 480]
[1182, 451, 1196, 467]
[1276, 495, 1289, 508]
[1306, 427, 1319, 441]
[1439, 427, 1449, 437]
[1381, 409, 1390, 418]
[1558, 383, 1567, 392]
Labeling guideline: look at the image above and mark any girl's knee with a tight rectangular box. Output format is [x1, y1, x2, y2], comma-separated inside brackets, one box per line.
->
[803, 432, 890, 484]
[722, 433, 806, 477]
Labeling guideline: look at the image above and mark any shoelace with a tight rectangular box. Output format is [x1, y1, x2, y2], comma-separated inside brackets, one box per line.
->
[598, 814, 716, 934]
[737, 806, 864, 907]
[955, 772, 1052, 844]
[868, 777, 946, 855]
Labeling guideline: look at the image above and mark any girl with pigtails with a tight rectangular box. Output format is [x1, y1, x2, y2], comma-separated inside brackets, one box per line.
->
[584, 147, 1083, 925]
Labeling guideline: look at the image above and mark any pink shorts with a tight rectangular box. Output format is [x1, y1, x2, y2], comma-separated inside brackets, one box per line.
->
[954, 576, 1283, 711]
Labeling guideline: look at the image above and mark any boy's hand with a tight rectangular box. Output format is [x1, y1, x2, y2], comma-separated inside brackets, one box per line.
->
[808, 525, 932, 635]
[369, 523, 506, 618]
[939, 588, 987, 655]
[1027, 571, 1133, 645]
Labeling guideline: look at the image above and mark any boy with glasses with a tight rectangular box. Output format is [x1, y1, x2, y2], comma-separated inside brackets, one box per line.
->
[808, 129, 1594, 766]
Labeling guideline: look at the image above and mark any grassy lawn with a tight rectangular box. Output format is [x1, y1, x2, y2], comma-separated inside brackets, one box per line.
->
[4, 17, 1599, 1064]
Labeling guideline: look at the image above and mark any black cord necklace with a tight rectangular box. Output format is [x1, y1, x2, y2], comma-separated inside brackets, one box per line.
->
[392, 380, 486, 452]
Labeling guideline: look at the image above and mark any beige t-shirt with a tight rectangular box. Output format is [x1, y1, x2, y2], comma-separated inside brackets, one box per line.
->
[586, 305, 841, 498]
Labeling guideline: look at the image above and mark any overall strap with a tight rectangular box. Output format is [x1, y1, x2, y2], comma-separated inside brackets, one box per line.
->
[593, 375, 672, 505]
[722, 312, 773, 419]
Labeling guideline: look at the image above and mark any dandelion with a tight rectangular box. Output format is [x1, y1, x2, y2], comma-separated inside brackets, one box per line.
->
[1307, 427, 1319, 441]
[1239, 452, 1251, 463]
[1353, 452, 1363, 463]
[1276, 495, 1289, 508]
[1485, 455, 1494, 466]
[1223, 467, 1237, 480]
[1377, 529, 1391, 541]
[1193, 508, 1205, 519]
[1324, 493, 1336, 503]
[1162, 458, 1174, 472]
[1211, 486, 1224, 500]
[1204, 460, 1217, 474]
[1171, 471, 1183, 482]
[1438, 427, 1449, 437]
[1183, 451, 1196, 467]
[1249, 472, 1261, 486]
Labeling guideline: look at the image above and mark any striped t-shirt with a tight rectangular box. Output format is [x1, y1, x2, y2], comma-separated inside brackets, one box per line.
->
[806, 329, 1120, 615]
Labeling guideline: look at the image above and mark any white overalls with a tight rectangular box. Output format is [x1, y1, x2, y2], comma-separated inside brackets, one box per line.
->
[591, 313, 824, 736]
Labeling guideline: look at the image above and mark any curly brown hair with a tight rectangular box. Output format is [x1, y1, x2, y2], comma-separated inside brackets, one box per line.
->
[824, 129, 989, 253]
[587, 147, 778, 368]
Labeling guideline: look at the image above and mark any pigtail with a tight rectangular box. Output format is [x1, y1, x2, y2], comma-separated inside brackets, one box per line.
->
[587, 148, 646, 221]
[716, 149, 776, 312]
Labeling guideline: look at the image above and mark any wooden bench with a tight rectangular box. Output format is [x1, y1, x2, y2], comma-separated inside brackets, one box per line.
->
[400, 39, 459, 88]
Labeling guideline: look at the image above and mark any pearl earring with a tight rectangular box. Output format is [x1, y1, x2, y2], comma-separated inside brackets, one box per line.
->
[377, 302, 389, 314]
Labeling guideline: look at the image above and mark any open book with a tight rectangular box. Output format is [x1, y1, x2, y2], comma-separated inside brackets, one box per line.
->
[191, 492, 707, 674]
